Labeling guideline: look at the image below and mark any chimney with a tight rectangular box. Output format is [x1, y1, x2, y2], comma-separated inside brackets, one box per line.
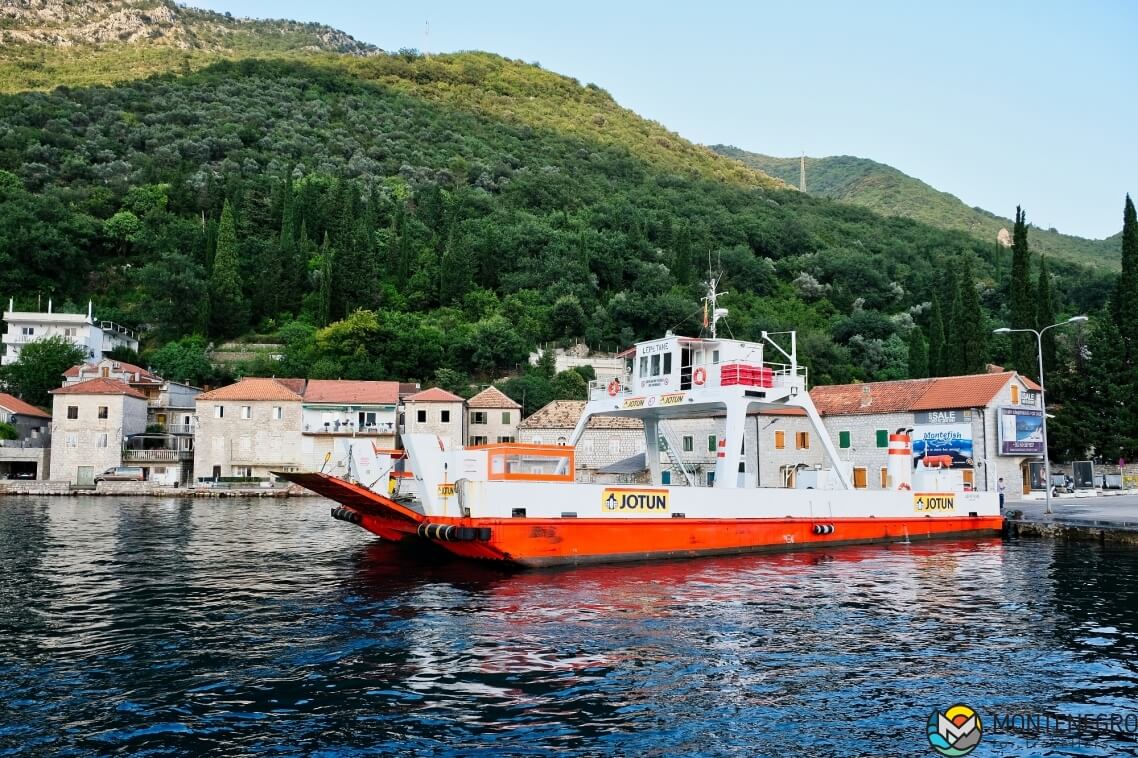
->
[859, 385, 872, 409]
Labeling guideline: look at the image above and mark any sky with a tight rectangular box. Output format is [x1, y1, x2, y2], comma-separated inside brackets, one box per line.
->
[195, 0, 1137, 240]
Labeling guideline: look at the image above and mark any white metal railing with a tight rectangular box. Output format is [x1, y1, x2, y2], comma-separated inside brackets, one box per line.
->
[122, 449, 191, 462]
[588, 375, 633, 401]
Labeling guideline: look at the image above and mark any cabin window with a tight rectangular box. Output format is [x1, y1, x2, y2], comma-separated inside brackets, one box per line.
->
[682, 435, 694, 452]
[21, 327, 33, 336]
[875, 429, 888, 448]
[708, 435, 717, 452]
[853, 467, 868, 489]
[839, 431, 851, 449]
[880, 467, 889, 488]
[663, 353, 672, 374]
[712, 350, 720, 364]
[97, 406, 108, 419]
[650, 354, 661, 376]
[416, 410, 426, 423]
[774, 431, 786, 450]
[359, 411, 376, 427]
[796, 431, 810, 449]
[67, 406, 78, 420]
[639, 356, 648, 376]
[1011, 385, 1020, 404]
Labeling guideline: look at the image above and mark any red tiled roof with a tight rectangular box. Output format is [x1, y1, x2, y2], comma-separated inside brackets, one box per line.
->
[50, 378, 147, 399]
[274, 378, 308, 395]
[910, 372, 1019, 411]
[811, 371, 1033, 416]
[520, 400, 643, 430]
[303, 380, 399, 405]
[406, 387, 464, 403]
[467, 386, 521, 409]
[197, 378, 303, 402]
[0, 392, 50, 418]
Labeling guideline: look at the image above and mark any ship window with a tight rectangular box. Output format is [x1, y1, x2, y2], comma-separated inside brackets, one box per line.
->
[839, 430, 851, 449]
[707, 471, 716, 486]
[682, 435, 693, 452]
[712, 350, 720, 364]
[651, 354, 661, 376]
[796, 431, 810, 449]
[639, 356, 648, 376]
[1011, 385, 1020, 404]
[853, 467, 868, 489]
[708, 435, 717, 452]
[875, 429, 888, 448]
[774, 431, 785, 450]
[880, 467, 888, 488]
[663, 352, 672, 374]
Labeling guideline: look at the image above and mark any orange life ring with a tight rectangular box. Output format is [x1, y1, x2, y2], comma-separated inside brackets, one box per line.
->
[693, 367, 707, 386]
[607, 379, 620, 397]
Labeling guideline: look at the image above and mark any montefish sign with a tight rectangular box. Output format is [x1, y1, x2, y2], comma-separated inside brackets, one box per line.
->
[601, 488, 670, 513]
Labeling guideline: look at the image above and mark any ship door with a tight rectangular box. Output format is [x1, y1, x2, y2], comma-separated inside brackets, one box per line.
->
[680, 346, 693, 390]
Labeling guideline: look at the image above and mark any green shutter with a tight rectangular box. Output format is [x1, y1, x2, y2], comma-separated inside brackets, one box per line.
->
[839, 431, 851, 449]
[876, 429, 889, 448]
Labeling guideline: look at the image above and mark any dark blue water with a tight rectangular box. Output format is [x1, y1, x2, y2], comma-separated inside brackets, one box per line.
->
[2, 497, 1138, 757]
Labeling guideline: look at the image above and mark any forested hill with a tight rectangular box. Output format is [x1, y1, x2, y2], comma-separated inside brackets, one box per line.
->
[0, 2, 1117, 400]
[711, 146, 1122, 271]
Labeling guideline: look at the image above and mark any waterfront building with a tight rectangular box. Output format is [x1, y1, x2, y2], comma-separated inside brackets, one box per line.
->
[2, 300, 139, 366]
[49, 378, 148, 485]
[193, 378, 305, 482]
[0, 392, 51, 479]
[402, 387, 466, 451]
[466, 386, 521, 446]
[301, 380, 400, 473]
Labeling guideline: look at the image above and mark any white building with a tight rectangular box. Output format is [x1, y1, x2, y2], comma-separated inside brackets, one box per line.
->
[466, 386, 521, 445]
[3, 300, 139, 366]
[49, 378, 148, 485]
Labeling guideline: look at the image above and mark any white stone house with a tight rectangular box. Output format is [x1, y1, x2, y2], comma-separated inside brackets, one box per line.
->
[3, 300, 138, 366]
[193, 378, 305, 482]
[402, 387, 465, 451]
[301, 380, 400, 472]
[466, 386, 521, 446]
[0, 391, 51, 479]
[49, 378, 148, 485]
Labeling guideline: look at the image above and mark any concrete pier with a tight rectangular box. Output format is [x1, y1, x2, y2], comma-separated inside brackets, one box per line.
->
[1005, 493, 1138, 545]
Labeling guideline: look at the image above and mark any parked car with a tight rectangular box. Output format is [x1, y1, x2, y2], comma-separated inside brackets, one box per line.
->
[9, 470, 35, 480]
[94, 466, 145, 483]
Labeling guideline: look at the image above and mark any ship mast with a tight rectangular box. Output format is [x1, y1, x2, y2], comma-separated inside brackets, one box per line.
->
[702, 273, 728, 339]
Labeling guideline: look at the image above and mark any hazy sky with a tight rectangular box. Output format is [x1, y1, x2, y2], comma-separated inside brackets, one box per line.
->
[196, 0, 1136, 240]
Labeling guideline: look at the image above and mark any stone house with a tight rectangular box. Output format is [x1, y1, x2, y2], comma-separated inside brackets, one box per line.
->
[402, 387, 465, 450]
[466, 386, 521, 446]
[0, 392, 51, 479]
[49, 378, 148, 485]
[301, 380, 400, 473]
[519, 400, 644, 483]
[193, 378, 305, 482]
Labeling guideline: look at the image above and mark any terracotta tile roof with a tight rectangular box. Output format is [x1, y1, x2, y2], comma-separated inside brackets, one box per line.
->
[811, 371, 1033, 415]
[303, 380, 399, 405]
[406, 387, 464, 403]
[50, 378, 147, 399]
[467, 386, 521, 409]
[910, 372, 1019, 411]
[197, 378, 303, 402]
[520, 400, 643, 430]
[0, 392, 50, 418]
[274, 378, 308, 395]
[398, 382, 422, 398]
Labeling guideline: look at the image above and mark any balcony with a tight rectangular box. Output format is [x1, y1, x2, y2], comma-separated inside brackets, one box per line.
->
[122, 449, 193, 462]
[302, 423, 396, 436]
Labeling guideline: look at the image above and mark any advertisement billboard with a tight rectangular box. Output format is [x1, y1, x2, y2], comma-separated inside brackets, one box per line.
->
[998, 407, 1044, 455]
[912, 410, 974, 469]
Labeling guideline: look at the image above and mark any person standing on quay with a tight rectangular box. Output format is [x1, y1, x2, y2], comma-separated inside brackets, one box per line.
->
[998, 478, 1006, 511]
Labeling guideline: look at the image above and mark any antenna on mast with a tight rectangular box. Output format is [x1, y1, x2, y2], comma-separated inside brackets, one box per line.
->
[703, 260, 728, 339]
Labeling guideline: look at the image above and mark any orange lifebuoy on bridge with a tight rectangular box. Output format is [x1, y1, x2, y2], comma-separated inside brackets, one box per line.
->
[607, 379, 620, 397]
[693, 367, 707, 386]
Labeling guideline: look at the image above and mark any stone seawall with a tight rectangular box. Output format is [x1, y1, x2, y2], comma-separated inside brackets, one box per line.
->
[0, 481, 316, 498]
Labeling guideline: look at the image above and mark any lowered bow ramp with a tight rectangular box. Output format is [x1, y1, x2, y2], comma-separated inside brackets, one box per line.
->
[273, 471, 425, 542]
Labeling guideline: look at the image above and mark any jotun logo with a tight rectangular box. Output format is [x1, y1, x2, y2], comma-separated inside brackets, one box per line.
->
[927, 704, 982, 756]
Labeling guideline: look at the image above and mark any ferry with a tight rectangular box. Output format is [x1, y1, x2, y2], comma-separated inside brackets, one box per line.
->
[277, 278, 1002, 567]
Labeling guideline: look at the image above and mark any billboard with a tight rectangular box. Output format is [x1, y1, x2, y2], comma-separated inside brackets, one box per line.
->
[912, 410, 974, 469]
[998, 407, 1044, 455]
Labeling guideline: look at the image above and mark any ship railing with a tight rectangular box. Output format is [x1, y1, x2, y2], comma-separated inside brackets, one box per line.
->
[588, 375, 633, 401]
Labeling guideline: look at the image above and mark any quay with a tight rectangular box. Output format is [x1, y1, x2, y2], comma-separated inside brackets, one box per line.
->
[1006, 493, 1138, 545]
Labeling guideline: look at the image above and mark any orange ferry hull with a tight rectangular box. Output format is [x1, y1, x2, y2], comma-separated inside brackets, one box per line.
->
[281, 473, 1003, 568]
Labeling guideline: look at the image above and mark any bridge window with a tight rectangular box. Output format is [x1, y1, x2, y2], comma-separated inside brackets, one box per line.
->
[663, 352, 672, 374]
[651, 354, 661, 376]
[639, 356, 648, 376]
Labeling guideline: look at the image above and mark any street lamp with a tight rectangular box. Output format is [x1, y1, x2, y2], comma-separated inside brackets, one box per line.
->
[993, 315, 1088, 514]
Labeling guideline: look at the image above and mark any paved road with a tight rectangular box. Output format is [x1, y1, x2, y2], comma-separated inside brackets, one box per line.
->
[1007, 492, 1138, 526]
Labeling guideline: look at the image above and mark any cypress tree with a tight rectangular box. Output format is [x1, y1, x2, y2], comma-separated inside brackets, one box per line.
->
[1009, 206, 1037, 375]
[208, 199, 248, 337]
[907, 326, 929, 378]
[1115, 194, 1138, 361]
[318, 231, 333, 328]
[954, 256, 987, 374]
[941, 264, 961, 375]
[1036, 255, 1057, 375]
[928, 294, 946, 377]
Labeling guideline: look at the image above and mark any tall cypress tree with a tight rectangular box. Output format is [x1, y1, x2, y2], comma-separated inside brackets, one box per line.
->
[940, 264, 961, 375]
[928, 294, 946, 377]
[908, 326, 929, 378]
[1036, 255, 1057, 375]
[1009, 206, 1037, 375]
[953, 256, 987, 374]
[208, 199, 248, 337]
[1115, 194, 1138, 361]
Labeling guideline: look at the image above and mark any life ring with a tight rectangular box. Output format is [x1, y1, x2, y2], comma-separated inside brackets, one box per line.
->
[607, 379, 620, 397]
[898, 482, 911, 491]
[693, 367, 707, 386]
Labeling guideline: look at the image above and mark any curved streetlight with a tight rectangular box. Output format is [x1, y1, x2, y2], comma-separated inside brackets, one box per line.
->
[993, 315, 1088, 514]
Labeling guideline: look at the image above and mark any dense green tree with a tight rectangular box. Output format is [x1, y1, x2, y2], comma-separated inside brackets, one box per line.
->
[1009, 206, 1037, 375]
[208, 200, 248, 337]
[1036, 255, 1057, 375]
[550, 369, 588, 400]
[145, 336, 219, 387]
[950, 256, 987, 374]
[907, 326, 928, 378]
[0, 336, 86, 408]
[928, 295, 946, 377]
[1115, 195, 1138, 362]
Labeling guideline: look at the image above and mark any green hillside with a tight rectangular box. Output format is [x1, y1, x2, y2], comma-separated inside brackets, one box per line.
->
[0, 1, 1117, 402]
[712, 146, 1122, 270]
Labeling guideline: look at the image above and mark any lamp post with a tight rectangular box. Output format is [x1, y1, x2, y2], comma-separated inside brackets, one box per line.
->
[993, 315, 1088, 514]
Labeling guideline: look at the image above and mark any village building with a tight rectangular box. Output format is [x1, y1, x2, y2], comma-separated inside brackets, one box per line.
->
[301, 380, 400, 472]
[465, 386, 521, 446]
[193, 378, 305, 482]
[49, 378, 148, 485]
[2, 300, 138, 366]
[402, 387, 466, 450]
[0, 392, 52, 480]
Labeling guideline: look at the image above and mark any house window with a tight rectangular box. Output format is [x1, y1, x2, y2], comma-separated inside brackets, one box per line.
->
[1011, 385, 1020, 404]
[416, 409, 427, 423]
[64, 327, 76, 338]
[658, 436, 668, 451]
[497, 436, 515, 443]
[241, 406, 252, 420]
[101, 367, 109, 378]
[67, 406, 78, 420]
[774, 431, 785, 450]
[20, 327, 33, 336]
[707, 471, 716, 486]
[96, 433, 107, 448]
[875, 429, 888, 448]
[472, 411, 487, 425]
[682, 435, 694, 452]
[234, 466, 252, 478]
[796, 431, 810, 449]
[98, 406, 108, 419]
[501, 411, 511, 425]
[272, 406, 283, 420]
[708, 435, 717, 452]
[853, 467, 868, 489]
[215, 406, 224, 418]
[880, 467, 889, 488]
[359, 411, 376, 427]
[66, 433, 77, 447]
[441, 410, 451, 423]
[470, 435, 488, 446]
[839, 430, 851, 449]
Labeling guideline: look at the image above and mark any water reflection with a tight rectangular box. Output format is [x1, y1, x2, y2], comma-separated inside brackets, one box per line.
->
[0, 497, 1136, 756]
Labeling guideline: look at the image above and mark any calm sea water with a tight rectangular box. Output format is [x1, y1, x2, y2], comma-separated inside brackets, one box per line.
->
[1, 496, 1137, 757]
